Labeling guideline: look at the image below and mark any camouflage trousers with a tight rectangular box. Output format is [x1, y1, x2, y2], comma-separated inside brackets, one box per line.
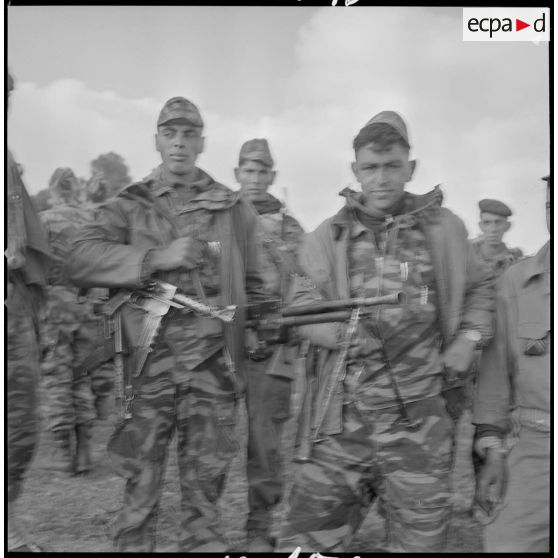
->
[245, 358, 292, 536]
[41, 296, 114, 431]
[276, 395, 453, 552]
[41, 315, 111, 430]
[7, 285, 41, 503]
[108, 349, 239, 552]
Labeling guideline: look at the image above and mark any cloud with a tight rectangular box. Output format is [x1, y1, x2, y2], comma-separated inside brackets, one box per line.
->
[7, 6, 549, 254]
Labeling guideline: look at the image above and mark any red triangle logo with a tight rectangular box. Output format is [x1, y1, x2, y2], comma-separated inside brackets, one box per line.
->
[516, 19, 530, 31]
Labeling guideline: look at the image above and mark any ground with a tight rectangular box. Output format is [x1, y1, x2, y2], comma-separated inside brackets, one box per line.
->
[16, 399, 484, 553]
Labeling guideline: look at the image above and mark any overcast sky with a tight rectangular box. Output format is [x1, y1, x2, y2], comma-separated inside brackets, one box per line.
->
[7, 5, 551, 254]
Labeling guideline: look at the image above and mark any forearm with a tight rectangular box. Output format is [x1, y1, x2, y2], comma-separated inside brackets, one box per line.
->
[472, 288, 513, 432]
[68, 241, 151, 289]
[461, 244, 496, 344]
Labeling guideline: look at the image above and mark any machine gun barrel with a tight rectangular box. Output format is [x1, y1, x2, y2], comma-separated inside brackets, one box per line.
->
[255, 310, 358, 329]
[281, 291, 404, 317]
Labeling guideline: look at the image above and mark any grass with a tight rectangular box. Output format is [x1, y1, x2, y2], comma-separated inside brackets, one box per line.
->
[16, 398, 483, 552]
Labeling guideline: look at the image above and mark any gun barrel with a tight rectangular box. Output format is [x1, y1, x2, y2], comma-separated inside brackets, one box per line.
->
[254, 310, 353, 329]
[282, 291, 404, 317]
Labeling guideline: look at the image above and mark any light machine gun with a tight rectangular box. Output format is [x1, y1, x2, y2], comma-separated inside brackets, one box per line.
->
[75, 280, 237, 418]
[246, 291, 407, 462]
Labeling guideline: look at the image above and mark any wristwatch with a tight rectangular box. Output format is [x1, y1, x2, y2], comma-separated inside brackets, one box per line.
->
[462, 329, 482, 348]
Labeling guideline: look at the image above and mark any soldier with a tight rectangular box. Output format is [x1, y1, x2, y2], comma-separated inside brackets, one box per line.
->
[66, 97, 266, 552]
[275, 110, 494, 552]
[472, 175, 550, 552]
[449, 199, 524, 427]
[7, 70, 52, 552]
[472, 199, 523, 277]
[234, 139, 305, 551]
[83, 172, 115, 419]
[39, 167, 110, 475]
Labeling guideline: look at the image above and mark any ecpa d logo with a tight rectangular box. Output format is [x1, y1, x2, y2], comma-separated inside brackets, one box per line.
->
[463, 8, 550, 42]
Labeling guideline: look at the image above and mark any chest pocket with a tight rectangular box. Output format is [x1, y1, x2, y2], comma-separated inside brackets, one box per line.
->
[518, 323, 550, 356]
[517, 288, 550, 356]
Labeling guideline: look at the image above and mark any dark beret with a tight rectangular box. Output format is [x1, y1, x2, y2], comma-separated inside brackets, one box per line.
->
[478, 198, 512, 218]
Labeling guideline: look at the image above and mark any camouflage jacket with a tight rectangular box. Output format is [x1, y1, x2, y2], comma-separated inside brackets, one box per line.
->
[7, 151, 51, 286]
[7, 150, 52, 317]
[250, 192, 304, 298]
[40, 201, 107, 321]
[292, 186, 495, 432]
[248, 193, 305, 379]
[66, 167, 267, 382]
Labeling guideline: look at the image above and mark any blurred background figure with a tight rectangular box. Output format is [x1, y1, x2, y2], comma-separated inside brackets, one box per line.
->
[471, 199, 523, 276]
[7, 69, 52, 552]
[234, 138, 305, 552]
[39, 167, 113, 476]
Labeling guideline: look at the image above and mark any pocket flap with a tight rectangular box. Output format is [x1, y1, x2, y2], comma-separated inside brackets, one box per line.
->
[385, 471, 451, 509]
[518, 322, 549, 341]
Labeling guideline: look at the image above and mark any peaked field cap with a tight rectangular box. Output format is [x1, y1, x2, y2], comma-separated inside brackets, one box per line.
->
[238, 138, 274, 167]
[479, 198, 512, 217]
[157, 97, 203, 128]
[361, 110, 410, 147]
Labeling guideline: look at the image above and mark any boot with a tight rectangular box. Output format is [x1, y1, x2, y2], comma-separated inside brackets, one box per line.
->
[75, 422, 93, 474]
[246, 531, 276, 552]
[44, 429, 74, 473]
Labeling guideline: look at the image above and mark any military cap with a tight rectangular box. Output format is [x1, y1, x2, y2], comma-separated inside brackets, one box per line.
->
[157, 96, 203, 128]
[478, 198, 512, 218]
[541, 174, 550, 182]
[360, 110, 410, 148]
[238, 138, 274, 168]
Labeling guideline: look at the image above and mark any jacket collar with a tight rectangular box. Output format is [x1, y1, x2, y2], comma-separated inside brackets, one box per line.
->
[150, 166, 214, 197]
[121, 166, 240, 211]
[250, 192, 283, 215]
[331, 185, 444, 239]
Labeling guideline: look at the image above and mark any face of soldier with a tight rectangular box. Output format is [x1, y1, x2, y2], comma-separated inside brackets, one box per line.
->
[155, 122, 204, 176]
[352, 142, 416, 214]
[479, 213, 510, 246]
[234, 160, 276, 203]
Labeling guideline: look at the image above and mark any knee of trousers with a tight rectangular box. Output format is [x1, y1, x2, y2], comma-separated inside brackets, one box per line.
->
[383, 470, 452, 551]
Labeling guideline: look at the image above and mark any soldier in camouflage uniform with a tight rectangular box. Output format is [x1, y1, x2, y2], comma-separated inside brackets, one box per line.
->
[472, 198, 523, 277]
[83, 172, 115, 418]
[66, 97, 266, 552]
[7, 71, 52, 552]
[39, 167, 112, 475]
[275, 111, 494, 552]
[234, 139, 305, 552]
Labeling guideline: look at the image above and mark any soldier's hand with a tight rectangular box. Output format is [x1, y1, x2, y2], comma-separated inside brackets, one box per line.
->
[441, 334, 476, 383]
[347, 324, 376, 359]
[475, 449, 507, 516]
[150, 237, 205, 271]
